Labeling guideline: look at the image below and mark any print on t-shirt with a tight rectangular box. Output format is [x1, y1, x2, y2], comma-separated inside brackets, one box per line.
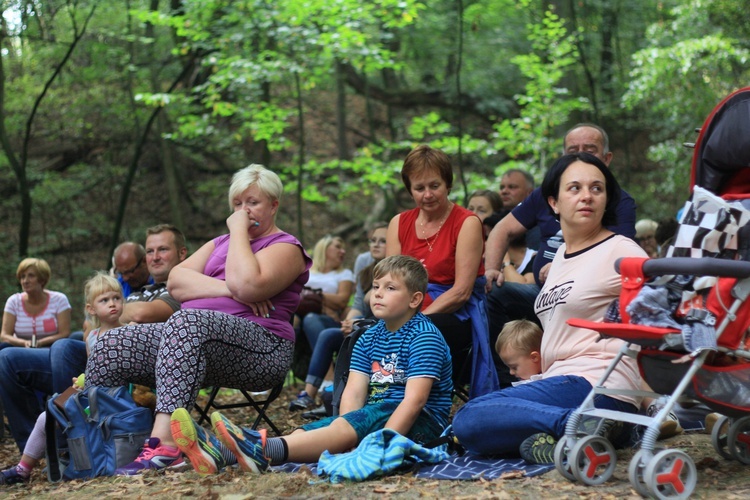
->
[534, 279, 574, 319]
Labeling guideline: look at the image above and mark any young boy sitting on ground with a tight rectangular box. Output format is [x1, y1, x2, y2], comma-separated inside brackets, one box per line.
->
[495, 319, 543, 383]
[170, 255, 454, 474]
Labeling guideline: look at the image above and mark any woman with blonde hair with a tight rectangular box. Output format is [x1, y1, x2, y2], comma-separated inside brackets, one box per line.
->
[1, 258, 71, 349]
[307, 235, 354, 314]
[635, 218, 659, 258]
[290, 223, 387, 412]
[296, 235, 355, 398]
[84, 163, 312, 475]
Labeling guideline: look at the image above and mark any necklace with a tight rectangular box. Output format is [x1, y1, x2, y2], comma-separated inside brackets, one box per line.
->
[419, 206, 451, 253]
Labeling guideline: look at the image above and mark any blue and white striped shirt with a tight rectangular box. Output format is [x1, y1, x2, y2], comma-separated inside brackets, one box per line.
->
[350, 312, 453, 427]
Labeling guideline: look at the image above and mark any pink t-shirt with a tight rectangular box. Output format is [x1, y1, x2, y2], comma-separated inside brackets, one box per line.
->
[534, 234, 646, 406]
[4, 290, 71, 341]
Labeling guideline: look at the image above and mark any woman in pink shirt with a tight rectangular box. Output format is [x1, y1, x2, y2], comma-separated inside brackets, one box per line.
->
[84, 164, 312, 475]
[1, 258, 71, 349]
[453, 152, 645, 463]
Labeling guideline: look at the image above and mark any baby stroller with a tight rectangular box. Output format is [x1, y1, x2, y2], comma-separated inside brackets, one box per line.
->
[552, 86, 750, 499]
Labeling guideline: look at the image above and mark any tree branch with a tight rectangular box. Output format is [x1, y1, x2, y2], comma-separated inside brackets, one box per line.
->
[108, 56, 200, 259]
[341, 63, 492, 122]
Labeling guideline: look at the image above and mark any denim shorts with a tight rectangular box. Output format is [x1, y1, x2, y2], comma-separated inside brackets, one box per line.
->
[300, 401, 443, 444]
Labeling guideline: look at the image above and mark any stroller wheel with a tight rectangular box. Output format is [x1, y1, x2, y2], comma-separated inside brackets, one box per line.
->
[570, 435, 617, 486]
[553, 436, 576, 482]
[644, 449, 697, 500]
[727, 415, 750, 465]
[628, 449, 653, 497]
[710, 416, 733, 460]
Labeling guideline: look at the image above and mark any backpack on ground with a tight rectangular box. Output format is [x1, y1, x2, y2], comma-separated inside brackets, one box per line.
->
[331, 318, 378, 416]
[45, 385, 153, 481]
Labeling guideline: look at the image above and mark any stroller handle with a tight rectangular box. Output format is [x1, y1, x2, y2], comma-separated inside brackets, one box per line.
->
[615, 257, 750, 279]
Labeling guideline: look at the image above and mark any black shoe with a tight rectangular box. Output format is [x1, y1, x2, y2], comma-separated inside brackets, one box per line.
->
[301, 404, 328, 421]
[519, 433, 556, 464]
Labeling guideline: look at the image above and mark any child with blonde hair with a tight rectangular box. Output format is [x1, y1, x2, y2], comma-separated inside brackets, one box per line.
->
[495, 319, 543, 383]
[0, 273, 125, 485]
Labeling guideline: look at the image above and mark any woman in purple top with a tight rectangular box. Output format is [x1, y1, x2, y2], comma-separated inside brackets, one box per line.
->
[84, 164, 312, 475]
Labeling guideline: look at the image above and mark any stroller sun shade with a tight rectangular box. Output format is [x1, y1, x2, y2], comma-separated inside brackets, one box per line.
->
[692, 86, 750, 196]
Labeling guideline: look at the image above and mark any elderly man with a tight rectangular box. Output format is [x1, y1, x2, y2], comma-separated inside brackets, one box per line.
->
[0, 224, 187, 452]
[497, 168, 538, 249]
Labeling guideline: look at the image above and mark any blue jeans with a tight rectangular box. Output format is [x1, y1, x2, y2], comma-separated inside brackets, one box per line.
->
[305, 326, 344, 388]
[302, 313, 339, 351]
[452, 375, 637, 456]
[486, 281, 541, 387]
[0, 339, 87, 452]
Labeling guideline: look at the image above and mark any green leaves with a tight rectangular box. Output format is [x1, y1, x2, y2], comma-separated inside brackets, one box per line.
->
[491, 7, 590, 177]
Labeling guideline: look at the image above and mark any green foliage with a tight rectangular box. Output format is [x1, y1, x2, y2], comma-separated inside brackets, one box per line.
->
[620, 0, 750, 217]
[1, 0, 749, 295]
[492, 7, 591, 179]
[131, 0, 424, 157]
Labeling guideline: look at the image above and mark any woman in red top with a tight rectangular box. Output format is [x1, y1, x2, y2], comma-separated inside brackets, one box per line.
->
[386, 145, 498, 398]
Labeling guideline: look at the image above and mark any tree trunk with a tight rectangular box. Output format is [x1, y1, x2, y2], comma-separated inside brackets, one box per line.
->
[108, 62, 197, 258]
[335, 59, 350, 160]
[0, 3, 97, 257]
[295, 72, 306, 247]
[147, 0, 183, 231]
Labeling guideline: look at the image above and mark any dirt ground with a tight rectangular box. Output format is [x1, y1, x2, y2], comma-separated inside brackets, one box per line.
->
[1, 383, 747, 499]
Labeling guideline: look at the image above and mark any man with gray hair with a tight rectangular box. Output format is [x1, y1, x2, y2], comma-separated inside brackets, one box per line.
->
[498, 168, 535, 210]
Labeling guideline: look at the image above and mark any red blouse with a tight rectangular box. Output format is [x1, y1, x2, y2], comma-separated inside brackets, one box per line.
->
[398, 205, 485, 309]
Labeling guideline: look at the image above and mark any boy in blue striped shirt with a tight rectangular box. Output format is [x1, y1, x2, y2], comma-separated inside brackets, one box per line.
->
[170, 255, 453, 474]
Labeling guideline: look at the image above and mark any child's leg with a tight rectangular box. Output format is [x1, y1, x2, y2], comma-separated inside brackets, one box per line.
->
[1, 411, 46, 483]
[282, 418, 358, 463]
[20, 412, 48, 467]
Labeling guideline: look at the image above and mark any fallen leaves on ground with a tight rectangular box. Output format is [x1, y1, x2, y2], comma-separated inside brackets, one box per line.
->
[0, 383, 745, 498]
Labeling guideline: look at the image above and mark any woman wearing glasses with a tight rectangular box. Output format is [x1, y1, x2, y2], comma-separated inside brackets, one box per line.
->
[289, 223, 388, 413]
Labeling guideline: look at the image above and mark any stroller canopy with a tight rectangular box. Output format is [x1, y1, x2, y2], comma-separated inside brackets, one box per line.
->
[692, 86, 750, 197]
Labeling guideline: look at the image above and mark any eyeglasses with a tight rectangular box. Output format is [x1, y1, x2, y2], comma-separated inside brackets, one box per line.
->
[117, 256, 144, 278]
[369, 238, 387, 246]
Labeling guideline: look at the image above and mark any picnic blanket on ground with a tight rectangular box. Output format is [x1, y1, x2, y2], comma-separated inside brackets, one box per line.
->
[272, 450, 554, 481]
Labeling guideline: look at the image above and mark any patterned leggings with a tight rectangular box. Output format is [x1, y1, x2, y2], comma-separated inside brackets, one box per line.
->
[85, 309, 293, 413]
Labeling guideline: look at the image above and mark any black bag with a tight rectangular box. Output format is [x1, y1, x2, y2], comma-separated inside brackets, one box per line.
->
[296, 286, 323, 317]
[331, 318, 378, 416]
